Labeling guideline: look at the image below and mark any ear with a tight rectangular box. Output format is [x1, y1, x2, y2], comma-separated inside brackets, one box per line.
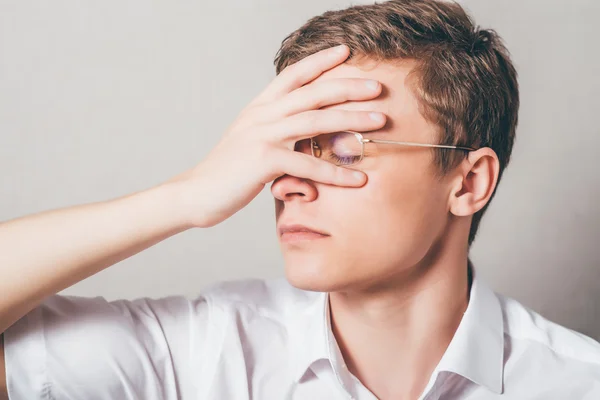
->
[448, 148, 500, 217]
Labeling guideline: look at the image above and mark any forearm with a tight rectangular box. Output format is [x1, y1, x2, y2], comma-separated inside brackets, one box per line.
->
[0, 182, 191, 333]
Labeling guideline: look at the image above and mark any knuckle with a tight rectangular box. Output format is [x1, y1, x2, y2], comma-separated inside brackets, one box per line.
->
[279, 62, 297, 78]
[304, 83, 324, 107]
[256, 141, 274, 165]
[353, 78, 370, 91]
[358, 111, 373, 125]
[250, 104, 271, 124]
[290, 82, 328, 111]
[332, 164, 346, 181]
[315, 155, 333, 173]
[241, 104, 271, 127]
[303, 111, 322, 132]
[284, 61, 309, 85]
[318, 80, 346, 102]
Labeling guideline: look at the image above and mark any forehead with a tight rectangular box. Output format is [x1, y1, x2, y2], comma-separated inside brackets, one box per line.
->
[312, 58, 435, 141]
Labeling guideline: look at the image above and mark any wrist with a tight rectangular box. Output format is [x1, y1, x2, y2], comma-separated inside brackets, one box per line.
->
[137, 181, 197, 234]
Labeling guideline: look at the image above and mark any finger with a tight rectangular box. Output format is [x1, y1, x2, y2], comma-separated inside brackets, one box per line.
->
[252, 44, 350, 105]
[262, 109, 387, 143]
[268, 149, 367, 187]
[267, 78, 382, 120]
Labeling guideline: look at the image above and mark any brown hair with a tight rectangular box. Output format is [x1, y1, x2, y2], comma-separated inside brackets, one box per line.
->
[273, 0, 519, 246]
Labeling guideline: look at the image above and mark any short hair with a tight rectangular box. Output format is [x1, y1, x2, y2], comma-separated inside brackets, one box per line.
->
[273, 0, 519, 246]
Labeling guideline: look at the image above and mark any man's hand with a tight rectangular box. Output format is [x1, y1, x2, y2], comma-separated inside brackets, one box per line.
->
[167, 44, 386, 228]
[0, 44, 386, 356]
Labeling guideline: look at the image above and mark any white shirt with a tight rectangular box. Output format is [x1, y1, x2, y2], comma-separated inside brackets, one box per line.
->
[4, 268, 600, 399]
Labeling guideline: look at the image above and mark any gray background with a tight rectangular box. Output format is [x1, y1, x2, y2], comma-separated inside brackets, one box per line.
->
[1, 0, 599, 339]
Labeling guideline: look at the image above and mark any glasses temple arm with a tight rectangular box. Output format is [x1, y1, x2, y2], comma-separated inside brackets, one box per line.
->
[362, 138, 476, 152]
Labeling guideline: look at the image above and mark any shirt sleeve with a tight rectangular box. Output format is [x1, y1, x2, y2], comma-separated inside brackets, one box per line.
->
[3, 293, 211, 400]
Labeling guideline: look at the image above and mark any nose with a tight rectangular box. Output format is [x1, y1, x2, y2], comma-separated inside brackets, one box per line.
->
[271, 174, 318, 203]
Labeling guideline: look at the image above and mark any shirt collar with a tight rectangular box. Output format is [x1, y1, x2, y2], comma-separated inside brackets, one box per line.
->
[289, 289, 330, 383]
[434, 263, 505, 394]
[289, 262, 505, 394]
[289, 289, 360, 396]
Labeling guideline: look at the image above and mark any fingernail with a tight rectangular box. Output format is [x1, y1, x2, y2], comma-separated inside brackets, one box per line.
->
[369, 112, 385, 122]
[365, 80, 379, 91]
[353, 171, 365, 181]
[334, 44, 347, 53]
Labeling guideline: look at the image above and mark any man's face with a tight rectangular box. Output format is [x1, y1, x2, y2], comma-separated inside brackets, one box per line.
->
[271, 59, 455, 292]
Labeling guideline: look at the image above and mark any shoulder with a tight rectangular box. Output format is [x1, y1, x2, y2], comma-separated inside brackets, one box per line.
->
[499, 293, 600, 371]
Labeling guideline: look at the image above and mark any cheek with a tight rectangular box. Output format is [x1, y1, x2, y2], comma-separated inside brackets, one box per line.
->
[347, 164, 446, 246]
[365, 167, 429, 214]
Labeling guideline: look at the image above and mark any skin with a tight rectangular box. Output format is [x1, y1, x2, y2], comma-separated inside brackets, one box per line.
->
[0, 45, 382, 399]
[0, 45, 499, 400]
[272, 58, 499, 398]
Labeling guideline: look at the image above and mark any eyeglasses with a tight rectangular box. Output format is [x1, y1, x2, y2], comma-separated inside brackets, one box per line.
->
[296, 131, 476, 166]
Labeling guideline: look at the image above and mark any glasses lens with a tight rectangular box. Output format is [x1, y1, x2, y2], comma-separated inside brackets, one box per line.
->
[294, 139, 312, 154]
[312, 131, 363, 166]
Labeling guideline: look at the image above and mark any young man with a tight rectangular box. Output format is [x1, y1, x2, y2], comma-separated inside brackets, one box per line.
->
[1, 0, 599, 399]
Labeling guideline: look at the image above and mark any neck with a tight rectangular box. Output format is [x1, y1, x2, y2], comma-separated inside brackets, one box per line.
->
[329, 236, 471, 400]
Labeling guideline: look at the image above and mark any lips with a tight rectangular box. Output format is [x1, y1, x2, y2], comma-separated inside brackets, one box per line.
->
[277, 224, 330, 238]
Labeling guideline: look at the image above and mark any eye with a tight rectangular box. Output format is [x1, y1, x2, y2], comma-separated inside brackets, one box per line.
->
[310, 132, 363, 165]
[329, 153, 362, 166]
[325, 132, 362, 165]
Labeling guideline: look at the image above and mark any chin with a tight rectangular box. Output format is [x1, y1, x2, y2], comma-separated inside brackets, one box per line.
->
[282, 250, 361, 293]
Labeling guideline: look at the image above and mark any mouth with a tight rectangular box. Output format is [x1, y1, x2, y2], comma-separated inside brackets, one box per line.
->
[278, 224, 330, 243]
